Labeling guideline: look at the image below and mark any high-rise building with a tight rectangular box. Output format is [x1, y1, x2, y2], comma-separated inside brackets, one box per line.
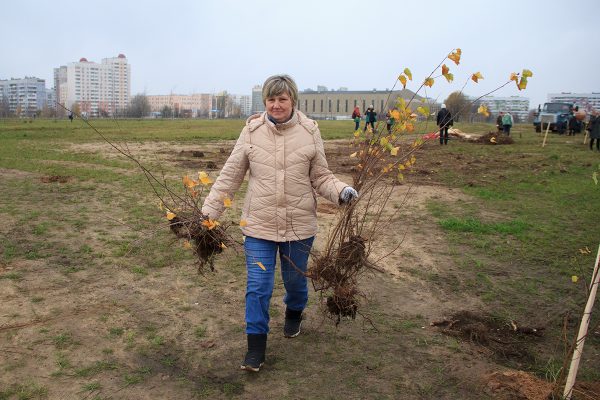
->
[547, 93, 600, 112]
[238, 95, 251, 116]
[0, 77, 47, 117]
[54, 54, 130, 117]
[478, 96, 530, 121]
[251, 85, 264, 114]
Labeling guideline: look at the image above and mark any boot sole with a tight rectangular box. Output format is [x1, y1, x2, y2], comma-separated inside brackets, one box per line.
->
[284, 321, 302, 338]
[241, 362, 264, 372]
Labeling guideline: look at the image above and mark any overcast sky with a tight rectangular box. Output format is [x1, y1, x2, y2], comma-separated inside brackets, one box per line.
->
[2, 0, 599, 108]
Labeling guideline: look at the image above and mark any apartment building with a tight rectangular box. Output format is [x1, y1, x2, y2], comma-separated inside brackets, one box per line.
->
[147, 93, 212, 117]
[478, 96, 530, 121]
[54, 54, 130, 117]
[238, 94, 251, 116]
[251, 85, 264, 114]
[547, 92, 600, 112]
[0, 77, 47, 117]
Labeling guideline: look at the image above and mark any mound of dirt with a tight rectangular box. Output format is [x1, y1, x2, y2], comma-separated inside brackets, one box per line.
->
[431, 311, 544, 364]
[484, 370, 553, 400]
[475, 131, 515, 145]
[40, 175, 71, 183]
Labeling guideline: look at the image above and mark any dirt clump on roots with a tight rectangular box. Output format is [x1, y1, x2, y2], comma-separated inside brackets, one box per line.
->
[168, 214, 230, 272]
[308, 236, 371, 322]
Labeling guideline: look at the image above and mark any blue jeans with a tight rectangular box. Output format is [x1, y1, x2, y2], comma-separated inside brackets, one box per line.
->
[243, 236, 314, 334]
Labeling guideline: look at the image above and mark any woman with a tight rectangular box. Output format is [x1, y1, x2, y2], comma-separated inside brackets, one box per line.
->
[202, 74, 358, 372]
[351, 106, 361, 131]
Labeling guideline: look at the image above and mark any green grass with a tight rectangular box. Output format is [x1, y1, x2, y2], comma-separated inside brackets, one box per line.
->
[439, 217, 528, 235]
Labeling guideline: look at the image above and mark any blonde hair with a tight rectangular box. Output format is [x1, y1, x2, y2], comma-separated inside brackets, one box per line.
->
[262, 75, 298, 107]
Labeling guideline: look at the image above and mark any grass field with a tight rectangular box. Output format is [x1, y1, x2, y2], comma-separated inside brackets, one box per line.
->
[0, 117, 599, 399]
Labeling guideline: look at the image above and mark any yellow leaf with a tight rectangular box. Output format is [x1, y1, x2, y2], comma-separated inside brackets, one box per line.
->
[410, 155, 416, 164]
[202, 219, 220, 230]
[183, 175, 198, 188]
[399, 74, 407, 89]
[158, 201, 165, 211]
[239, 219, 248, 227]
[417, 106, 429, 117]
[380, 137, 389, 146]
[198, 171, 214, 185]
[477, 104, 490, 117]
[166, 211, 176, 220]
[510, 72, 519, 82]
[403, 68, 412, 81]
[220, 242, 227, 249]
[406, 122, 414, 132]
[423, 77, 434, 88]
[183, 240, 192, 249]
[442, 64, 449, 75]
[579, 247, 591, 254]
[391, 146, 399, 156]
[443, 73, 454, 83]
[490, 136, 497, 143]
[448, 50, 461, 65]
[350, 151, 357, 158]
[397, 172, 404, 181]
[518, 76, 528, 90]
[398, 164, 405, 170]
[223, 197, 232, 208]
[571, 275, 578, 283]
[471, 72, 484, 83]
[353, 131, 360, 138]
[256, 261, 266, 271]
[522, 69, 533, 78]
[390, 109, 401, 120]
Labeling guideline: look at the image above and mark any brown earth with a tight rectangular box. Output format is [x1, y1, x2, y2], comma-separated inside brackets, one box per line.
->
[1, 138, 597, 399]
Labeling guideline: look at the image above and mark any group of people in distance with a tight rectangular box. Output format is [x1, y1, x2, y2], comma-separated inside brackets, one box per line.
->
[495, 111, 514, 136]
[352, 104, 456, 145]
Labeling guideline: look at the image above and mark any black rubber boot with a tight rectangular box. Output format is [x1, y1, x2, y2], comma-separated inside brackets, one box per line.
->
[241, 334, 267, 372]
[284, 308, 303, 338]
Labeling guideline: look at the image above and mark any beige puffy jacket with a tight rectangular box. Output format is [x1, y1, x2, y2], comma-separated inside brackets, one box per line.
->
[202, 110, 348, 242]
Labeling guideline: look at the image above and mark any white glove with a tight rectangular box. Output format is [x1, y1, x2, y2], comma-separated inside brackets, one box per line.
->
[340, 186, 358, 204]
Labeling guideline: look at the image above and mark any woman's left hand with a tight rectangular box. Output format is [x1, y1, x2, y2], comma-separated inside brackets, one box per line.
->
[340, 186, 358, 204]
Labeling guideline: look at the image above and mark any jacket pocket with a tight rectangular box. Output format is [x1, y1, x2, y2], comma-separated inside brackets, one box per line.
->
[243, 191, 253, 219]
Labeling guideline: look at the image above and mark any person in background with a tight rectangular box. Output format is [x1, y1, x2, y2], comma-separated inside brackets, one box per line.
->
[587, 109, 600, 151]
[364, 105, 377, 132]
[496, 112, 504, 132]
[351, 106, 361, 131]
[502, 111, 514, 136]
[201, 74, 358, 373]
[385, 109, 396, 133]
[436, 103, 453, 145]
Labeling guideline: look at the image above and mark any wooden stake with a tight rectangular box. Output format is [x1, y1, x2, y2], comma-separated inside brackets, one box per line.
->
[583, 122, 588, 145]
[542, 120, 551, 147]
[563, 244, 600, 399]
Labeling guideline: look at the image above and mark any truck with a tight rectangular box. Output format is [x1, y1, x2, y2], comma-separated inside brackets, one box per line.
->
[533, 102, 583, 134]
